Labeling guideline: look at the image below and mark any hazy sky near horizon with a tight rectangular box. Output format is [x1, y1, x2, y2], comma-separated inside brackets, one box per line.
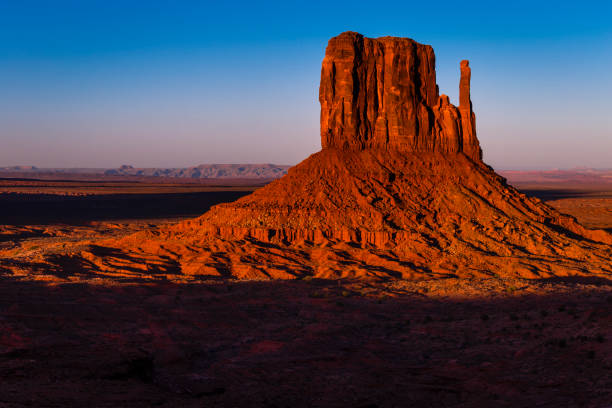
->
[1, 1, 611, 170]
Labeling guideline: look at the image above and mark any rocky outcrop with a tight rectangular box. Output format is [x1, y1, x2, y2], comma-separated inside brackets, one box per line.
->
[319, 32, 481, 160]
[46, 31, 611, 282]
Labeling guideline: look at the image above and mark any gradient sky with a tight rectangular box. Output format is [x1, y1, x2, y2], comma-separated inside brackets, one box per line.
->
[1, 1, 611, 169]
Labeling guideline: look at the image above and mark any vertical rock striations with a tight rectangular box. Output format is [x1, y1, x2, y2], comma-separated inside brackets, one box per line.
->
[319, 31, 482, 160]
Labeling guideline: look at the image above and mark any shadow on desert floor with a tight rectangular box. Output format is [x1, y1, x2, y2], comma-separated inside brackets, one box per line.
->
[0, 191, 251, 225]
[0, 278, 610, 407]
[519, 188, 612, 201]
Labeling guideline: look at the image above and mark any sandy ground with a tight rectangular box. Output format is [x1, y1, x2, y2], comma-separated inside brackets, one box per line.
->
[0, 181, 611, 407]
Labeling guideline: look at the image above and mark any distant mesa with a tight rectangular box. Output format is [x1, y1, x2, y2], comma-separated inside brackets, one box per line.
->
[102, 163, 290, 179]
[0, 165, 38, 171]
[39, 32, 612, 281]
[0, 164, 290, 180]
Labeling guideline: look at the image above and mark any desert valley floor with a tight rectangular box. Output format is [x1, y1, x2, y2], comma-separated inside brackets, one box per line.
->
[0, 178, 611, 407]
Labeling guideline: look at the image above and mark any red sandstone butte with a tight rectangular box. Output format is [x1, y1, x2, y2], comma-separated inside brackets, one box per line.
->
[12, 31, 611, 282]
[319, 32, 481, 160]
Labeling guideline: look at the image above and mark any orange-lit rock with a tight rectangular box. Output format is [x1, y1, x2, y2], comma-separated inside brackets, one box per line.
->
[5, 31, 610, 283]
[319, 32, 481, 160]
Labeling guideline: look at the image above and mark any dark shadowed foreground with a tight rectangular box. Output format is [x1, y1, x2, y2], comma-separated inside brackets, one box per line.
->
[0, 279, 610, 407]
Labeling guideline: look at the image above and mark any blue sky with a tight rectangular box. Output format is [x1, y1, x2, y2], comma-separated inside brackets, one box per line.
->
[1, 0, 611, 169]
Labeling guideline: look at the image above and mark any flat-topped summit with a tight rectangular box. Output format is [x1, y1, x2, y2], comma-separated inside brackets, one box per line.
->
[319, 32, 481, 160]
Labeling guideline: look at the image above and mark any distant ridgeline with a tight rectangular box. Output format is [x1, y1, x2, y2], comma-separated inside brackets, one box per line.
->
[0, 164, 291, 180]
[4, 165, 611, 183]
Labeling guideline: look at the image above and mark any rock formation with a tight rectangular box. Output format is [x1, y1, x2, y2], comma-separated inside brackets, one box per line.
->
[33, 32, 612, 282]
[319, 32, 481, 160]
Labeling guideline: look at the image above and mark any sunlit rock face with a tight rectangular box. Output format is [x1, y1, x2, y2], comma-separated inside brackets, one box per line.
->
[319, 31, 481, 161]
[28, 31, 610, 283]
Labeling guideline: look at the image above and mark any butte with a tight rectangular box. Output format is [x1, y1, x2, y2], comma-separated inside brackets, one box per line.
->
[78, 32, 611, 282]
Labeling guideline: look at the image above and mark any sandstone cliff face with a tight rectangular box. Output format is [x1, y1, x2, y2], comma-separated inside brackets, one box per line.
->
[319, 32, 482, 160]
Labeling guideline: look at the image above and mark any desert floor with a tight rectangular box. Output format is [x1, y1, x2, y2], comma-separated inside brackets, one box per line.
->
[0, 179, 610, 407]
